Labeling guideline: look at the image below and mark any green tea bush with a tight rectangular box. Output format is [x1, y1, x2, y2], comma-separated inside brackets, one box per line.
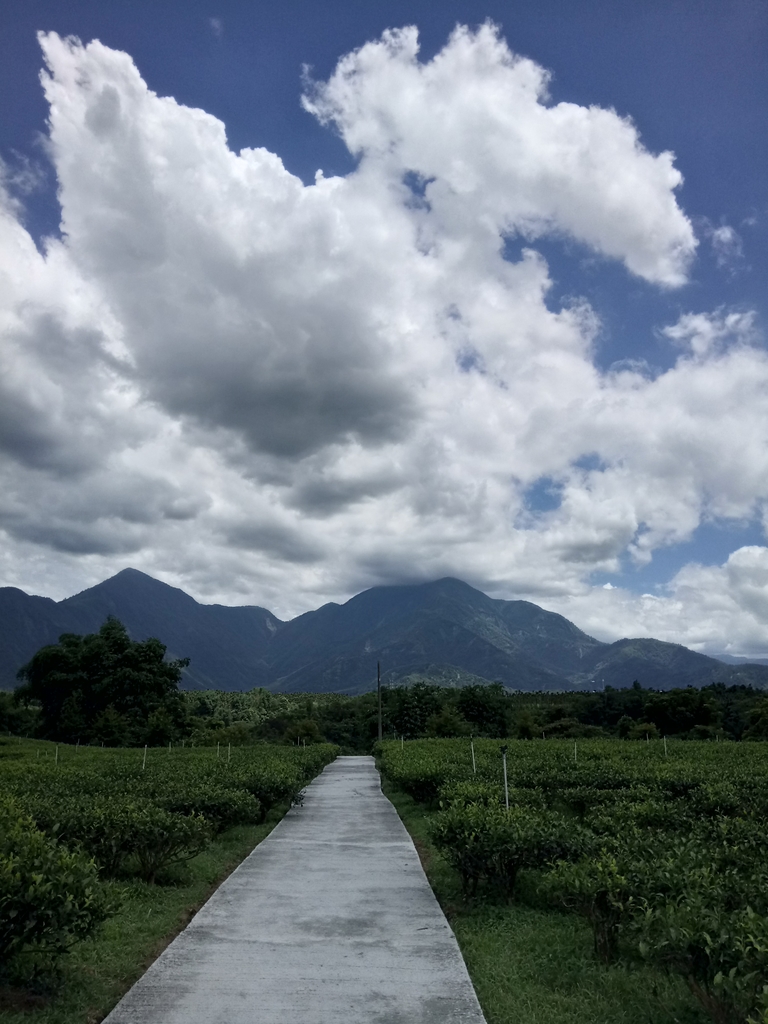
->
[635, 882, 768, 1024]
[0, 739, 338, 997]
[129, 806, 213, 883]
[540, 841, 647, 963]
[377, 741, 464, 804]
[154, 784, 261, 832]
[20, 793, 136, 876]
[429, 803, 589, 897]
[630, 824, 768, 1024]
[438, 780, 503, 809]
[229, 762, 304, 822]
[0, 795, 112, 984]
[18, 792, 214, 880]
[585, 792, 690, 837]
[438, 779, 547, 811]
[3, 743, 338, 875]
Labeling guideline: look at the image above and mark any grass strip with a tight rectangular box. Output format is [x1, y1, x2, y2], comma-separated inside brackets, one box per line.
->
[382, 779, 708, 1024]
[0, 818, 279, 1024]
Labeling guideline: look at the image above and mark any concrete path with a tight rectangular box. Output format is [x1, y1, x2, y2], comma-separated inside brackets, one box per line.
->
[104, 755, 487, 1024]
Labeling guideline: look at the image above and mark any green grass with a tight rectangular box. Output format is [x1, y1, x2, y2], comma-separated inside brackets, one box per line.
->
[0, 816, 280, 1024]
[382, 780, 708, 1024]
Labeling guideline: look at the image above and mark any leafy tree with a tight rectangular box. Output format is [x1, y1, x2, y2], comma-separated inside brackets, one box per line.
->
[15, 617, 189, 745]
[388, 683, 443, 738]
[456, 683, 508, 737]
[514, 708, 539, 739]
[0, 691, 38, 736]
[744, 696, 768, 740]
[283, 718, 322, 745]
[627, 721, 659, 740]
[426, 706, 471, 737]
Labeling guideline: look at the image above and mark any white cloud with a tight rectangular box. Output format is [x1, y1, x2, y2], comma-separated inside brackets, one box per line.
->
[698, 218, 745, 273]
[0, 26, 766, 653]
[710, 224, 743, 267]
[547, 547, 768, 659]
[303, 24, 696, 286]
[661, 308, 756, 358]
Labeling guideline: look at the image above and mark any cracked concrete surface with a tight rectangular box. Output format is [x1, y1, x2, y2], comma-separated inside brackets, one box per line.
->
[103, 755, 487, 1024]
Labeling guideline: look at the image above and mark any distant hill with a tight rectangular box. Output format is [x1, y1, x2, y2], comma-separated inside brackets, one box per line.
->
[1, 569, 767, 694]
[0, 569, 280, 691]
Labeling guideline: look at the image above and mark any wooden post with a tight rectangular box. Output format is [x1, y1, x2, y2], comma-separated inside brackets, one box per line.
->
[574, 740, 577, 764]
[501, 745, 509, 810]
[55, 744, 59, 766]
[228, 742, 231, 764]
[142, 744, 147, 770]
[471, 737, 476, 775]
[663, 735, 668, 757]
[377, 661, 382, 742]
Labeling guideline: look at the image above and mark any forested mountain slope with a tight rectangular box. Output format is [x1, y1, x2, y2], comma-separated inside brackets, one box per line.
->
[1, 570, 767, 694]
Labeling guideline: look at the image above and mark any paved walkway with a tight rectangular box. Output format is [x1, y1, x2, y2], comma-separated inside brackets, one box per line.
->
[104, 755, 486, 1024]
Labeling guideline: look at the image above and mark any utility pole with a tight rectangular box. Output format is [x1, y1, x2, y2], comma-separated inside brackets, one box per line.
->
[377, 661, 382, 741]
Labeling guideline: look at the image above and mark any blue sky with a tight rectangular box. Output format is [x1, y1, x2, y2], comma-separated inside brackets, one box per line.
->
[0, 0, 767, 654]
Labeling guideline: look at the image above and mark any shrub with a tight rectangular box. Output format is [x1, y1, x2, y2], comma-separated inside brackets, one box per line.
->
[438, 780, 503, 809]
[630, 826, 768, 1024]
[155, 784, 261, 832]
[230, 763, 304, 822]
[540, 845, 642, 963]
[130, 806, 213, 883]
[429, 803, 588, 898]
[635, 897, 768, 1024]
[0, 795, 112, 984]
[438, 779, 546, 812]
[21, 793, 214, 881]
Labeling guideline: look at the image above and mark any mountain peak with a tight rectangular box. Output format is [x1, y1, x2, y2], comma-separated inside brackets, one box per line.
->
[1, 572, 767, 694]
[64, 568, 199, 605]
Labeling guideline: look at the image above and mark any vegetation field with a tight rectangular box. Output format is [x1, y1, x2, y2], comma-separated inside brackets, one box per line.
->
[378, 738, 768, 1024]
[0, 737, 338, 1022]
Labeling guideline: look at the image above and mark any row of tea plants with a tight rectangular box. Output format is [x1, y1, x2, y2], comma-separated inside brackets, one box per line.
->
[0, 739, 337, 988]
[378, 738, 768, 1024]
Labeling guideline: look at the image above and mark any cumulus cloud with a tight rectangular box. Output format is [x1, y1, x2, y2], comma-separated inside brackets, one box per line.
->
[550, 546, 768, 660]
[303, 24, 696, 285]
[0, 25, 766, 654]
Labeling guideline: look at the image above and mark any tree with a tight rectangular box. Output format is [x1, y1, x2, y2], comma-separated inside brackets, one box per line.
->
[388, 683, 444, 738]
[426, 706, 471, 737]
[744, 696, 768, 740]
[456, 683, 508, 737]
[0, 691, 38, 736]
[15, 617, 189, 745]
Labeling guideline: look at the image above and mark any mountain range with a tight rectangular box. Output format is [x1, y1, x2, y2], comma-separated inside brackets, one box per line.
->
[1, 569, 767, 695]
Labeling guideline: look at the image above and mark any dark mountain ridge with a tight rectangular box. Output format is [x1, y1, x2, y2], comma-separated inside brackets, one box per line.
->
[1, 569, 767, 694]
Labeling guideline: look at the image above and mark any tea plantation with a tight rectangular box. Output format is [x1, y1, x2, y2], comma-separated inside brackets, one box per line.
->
[378, 738, 768, 1024]
[0, 738, 337, 1008]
